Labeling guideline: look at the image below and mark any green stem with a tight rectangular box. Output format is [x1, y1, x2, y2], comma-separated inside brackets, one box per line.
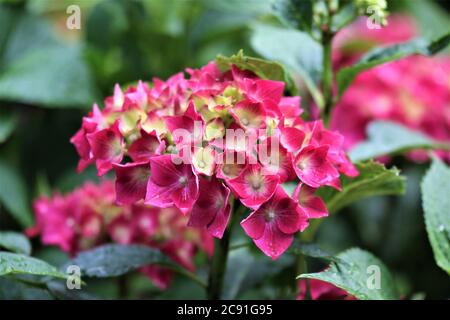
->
[118, 274, 129, 299]
[207, 229, 231, 300]
[166, 266, 207, 288]
[207, 201, 246, 299]
[296, 253, 311, 300]
[321, 32, 334, 124]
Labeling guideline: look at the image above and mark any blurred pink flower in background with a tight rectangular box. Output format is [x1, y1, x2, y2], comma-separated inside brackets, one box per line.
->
[27, 180, 213, 289]
[331, 16, 450, 162]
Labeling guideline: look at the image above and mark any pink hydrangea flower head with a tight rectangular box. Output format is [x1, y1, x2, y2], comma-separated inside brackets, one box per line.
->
[72, 60, 358, 258]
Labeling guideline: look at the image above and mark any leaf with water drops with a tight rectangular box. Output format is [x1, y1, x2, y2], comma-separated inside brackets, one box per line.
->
[0, 232, 32, 255]
[65, 244, 176, 278]
[319, 160, 406, 214]
[0, 252, 67, 280]
[297, 248, 400, 300]
[421, 157, 450, 275]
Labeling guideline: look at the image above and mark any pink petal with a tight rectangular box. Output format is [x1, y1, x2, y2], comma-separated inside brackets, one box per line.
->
[227, 165, 279, 209]
[171, 171, 199, 214]
[254, 224, 293, 260]
[293, 145, 339, 188]
[149, 155, 181, 186]
[280, 127, 306, 152]
[293, 184, 328, 219]
[241, 210, 266, 239]
[230, 100, 266, 130]
[128, 130, 165, 162]
[188, 178, 231, 238]
[113, 162, 150, 205]
[87, 122, 124, 176]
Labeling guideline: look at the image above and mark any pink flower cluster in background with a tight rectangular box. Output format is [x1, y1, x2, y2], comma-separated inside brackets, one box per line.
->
[71, 62, 357, 259]
[331, 16, 450, 161]
[27, 180, 213, 289]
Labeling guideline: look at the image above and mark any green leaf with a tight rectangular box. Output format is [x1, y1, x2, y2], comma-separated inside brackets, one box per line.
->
[0, 232, 31, 255]
[0, 159, 33, 227]
[0, 46, 98, 108]
[337, 33, 450, 97]
[0, 6, 98, 108]
[349, 121, 449, 162]
[273, 0, 313, 31]
[46, 280, 97, 300]
[319, 160, 406, 213]
[288, 242, 338, 262]
[216, 50, 294, 91]
[421, 157, 450, 275]
[0, 252, 67, 280]
[250, 23, 324, 107]
[66, 244, 176, 278]
[298, 248, 400, 300]
[397, 0, 450, 41]
[0, 277, 53, 300]
[0, 6, 58, 67]
[0, 108, 18, 143]
[222, 247, 294, 299]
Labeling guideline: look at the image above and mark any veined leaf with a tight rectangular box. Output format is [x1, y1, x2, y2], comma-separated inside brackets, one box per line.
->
[319, 160, 406, 213]
[298, 248, 400, 300]
[0, 46, 98, 108]
[288, 242, 338, 262]
[222, 247, 293, 299]
[0, 252, 67, 280]
[216, 50, 295, 91]
[273, 0, 313, 31]
[250, 23, 324, 107]
[0, 159, 33, 227]
[0, 232, 31, 255]
[421, 157, 450, 275]
[66, 244, 176, 278]
[349, 121, 449, 162]
[337, 33, 450, 97]
[0, 108, 18, 143]
[0, 277, 53, 300]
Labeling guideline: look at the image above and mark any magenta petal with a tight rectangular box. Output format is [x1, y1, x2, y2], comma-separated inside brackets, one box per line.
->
[188, 178, 231, 238]
[164, 115, 195, 136]
[171, 171, 199, 214]
[207, 202, 231, 239]
[87, 123, 124, 175]
[113, 162, 150, 205]
[230, 100, 266, 130]
[275, 206, 302, 234]
[227, 165, 279, 209]
[254, 224, 293, 260]
[293, 184, 328, 219]
[304, 196, 328, 218]
[255, 79, 285, 104]
[145, 179, 174, 208]
[70, 128, 90, 159]
[280, 127, 305, 152]
[294, 146, 339, 188]
[128, 130, 165, 162]
[149, 155, 180, 186]
[241, 210, 266, 239]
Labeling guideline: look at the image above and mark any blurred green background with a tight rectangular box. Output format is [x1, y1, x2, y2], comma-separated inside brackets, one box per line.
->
[0, 0, 449, 299]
